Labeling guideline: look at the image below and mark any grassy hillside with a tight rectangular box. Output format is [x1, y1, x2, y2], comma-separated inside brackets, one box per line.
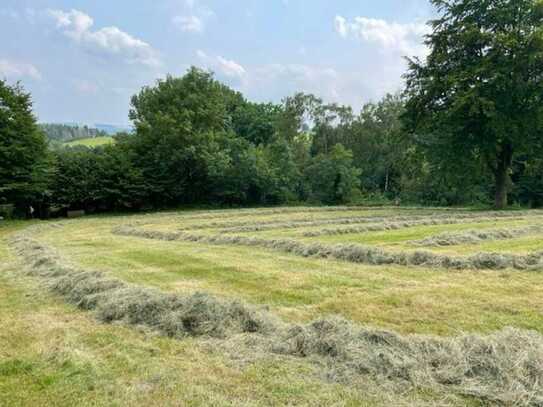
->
[64, 136, 114, 148]
[2, 207, 543, 406]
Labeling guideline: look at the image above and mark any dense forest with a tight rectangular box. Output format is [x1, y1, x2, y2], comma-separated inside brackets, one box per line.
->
[1, 0, 543, 217]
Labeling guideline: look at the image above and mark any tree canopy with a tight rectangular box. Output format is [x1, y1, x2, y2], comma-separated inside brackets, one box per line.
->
[404, 0, 543, 208]
[0, 80, 49, 211]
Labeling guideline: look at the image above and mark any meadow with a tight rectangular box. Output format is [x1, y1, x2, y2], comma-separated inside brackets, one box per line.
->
[2, 206, 543, 406]
[64, 136, 114, 148]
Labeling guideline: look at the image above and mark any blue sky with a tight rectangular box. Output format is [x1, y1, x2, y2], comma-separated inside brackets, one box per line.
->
[0, 0, 433, 125]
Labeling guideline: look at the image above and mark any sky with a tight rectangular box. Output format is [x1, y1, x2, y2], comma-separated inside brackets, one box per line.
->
[0, 0, 434, 126]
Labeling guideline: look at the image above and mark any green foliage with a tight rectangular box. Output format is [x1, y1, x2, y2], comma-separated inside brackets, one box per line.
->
[512, 155, 543, 207]
[51, 144, 146, 211]
[304, 144, 361, 204]
[404, 0, 543, 208]
[230, 101, 281, 145]
[207, 134, 261, 204]
[348, 94, 406, 197]
[127, 67, 235, 205]
[0, 80, 50, 210]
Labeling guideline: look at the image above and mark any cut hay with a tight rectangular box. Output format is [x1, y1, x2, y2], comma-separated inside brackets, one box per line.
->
[301, 214, 536, 238]
[411, 225, 543, 247]
[113, 225, 543, 271]
[9, 226, 543, 406]
[9, 233, 273, 339]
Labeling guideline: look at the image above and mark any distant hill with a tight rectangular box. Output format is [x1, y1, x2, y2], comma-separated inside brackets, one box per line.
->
[40, 123, 109, 143]
[40, 123, 133, 144]
[94, 123, 133, 135]
[64, 136, 115, 148]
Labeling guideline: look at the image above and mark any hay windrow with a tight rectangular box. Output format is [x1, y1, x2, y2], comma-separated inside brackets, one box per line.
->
[410, 225, 543, 247]
[9, 225, 543, 406]
[301, 215, 535, 238]
[131, 205, 482, 227]
[9, 231, 274, 339]
[218, 211, 543, 235]
[113, 225, 543, 271]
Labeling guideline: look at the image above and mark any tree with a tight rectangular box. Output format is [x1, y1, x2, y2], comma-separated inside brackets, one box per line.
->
[128, 67, 231, 205]
[255, 137, 301, 204]
[0, 80, 50, 211]
[403, 0, 543, 209]
[304, 144, 361, 204]
[230, 101, 282, 145]
[349, 94, 406, 197]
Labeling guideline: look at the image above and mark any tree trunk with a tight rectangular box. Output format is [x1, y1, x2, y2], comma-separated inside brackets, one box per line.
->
[494, 142, 513, 210]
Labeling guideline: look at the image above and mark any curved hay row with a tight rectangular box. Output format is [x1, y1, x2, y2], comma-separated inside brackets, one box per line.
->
[220, 211, 543, 234]
[215, 214, 451, 234]
[301, 214, 537, 238]
[10, 230, 273, 338]
[133, 205, 480, 227]
[411, 225, 543, 247]
[175, 213, 407, 232]
[134, 205, 388, 225]
[113, 225, 543, 271]
[9, 226, 543, 405]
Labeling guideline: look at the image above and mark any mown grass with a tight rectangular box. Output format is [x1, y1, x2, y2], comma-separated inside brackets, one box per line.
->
[0, 222, 417, 407]
[4, 208, 543, 406]
[34, 216, 543, 336]
[300, 218, 538, 249]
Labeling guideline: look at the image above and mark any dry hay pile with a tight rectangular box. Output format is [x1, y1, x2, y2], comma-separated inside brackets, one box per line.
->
[10, 232, 272, 338]
[216, 213, 455, 234]
[301, 214, 536, 238]
[411, 225, 543, 247]
[113, 225, 543, 271]
[9, 225, 543, 406]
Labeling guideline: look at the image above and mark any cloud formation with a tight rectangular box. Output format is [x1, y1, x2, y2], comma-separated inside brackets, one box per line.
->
[173, 15, 204, 33]
[334, 15, 429, 57]
[197, 50, 246, 79]
[0, 59, 42, 80]
[48, 9, 160, 67]
[194, 51, 368, 107]
[173, 0, 213, 34]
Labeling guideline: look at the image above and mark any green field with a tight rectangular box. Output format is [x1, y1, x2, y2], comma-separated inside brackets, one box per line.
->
[2, 207, 543, 406]
[64, 136, 114, 147]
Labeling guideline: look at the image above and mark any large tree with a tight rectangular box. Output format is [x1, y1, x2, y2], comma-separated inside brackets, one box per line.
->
[0, 80, 49, 211]
[128, 67, 232, 205]
[403, 0, 543, 208]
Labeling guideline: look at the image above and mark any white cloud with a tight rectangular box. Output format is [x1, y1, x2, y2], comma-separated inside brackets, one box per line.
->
[48, 9, 161, 67]
[0, 60, 42, 80]
[173, 0, 213, 34]
[334, 16, 348, 38]
[334, 15, 429, 57]
[197, 51, 246, 79]
[250, 64, 342, 101]
[194, 52, 354, 105]
[173, 15, 204, 33]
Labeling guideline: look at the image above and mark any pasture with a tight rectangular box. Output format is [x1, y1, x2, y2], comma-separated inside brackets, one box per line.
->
[64, 136, 114, 148]
[2, 206, 543, 406]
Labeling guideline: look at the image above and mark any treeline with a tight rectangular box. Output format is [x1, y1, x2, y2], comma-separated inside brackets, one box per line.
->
[1, 62, 543, 218]
[39, 123, 109, 143]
